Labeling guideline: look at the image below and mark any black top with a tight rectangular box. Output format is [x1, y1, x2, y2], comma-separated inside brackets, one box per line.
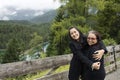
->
[69, 35, 93, 80]
[69, 35, 93, 67]
[82, 40, 108, 80]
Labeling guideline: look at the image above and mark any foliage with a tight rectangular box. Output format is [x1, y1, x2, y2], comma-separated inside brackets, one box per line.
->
[5, 69, 51, 80]
[0, 21, 50, 49]
[0, 49, 5, 63]
[53, 65, 69, 74]
[29, 32, 43, 48]
[97, 0, 120, 43]
[40, 53, 47, 58]
[47, 0, 98, 56]
[47, 15, 90, 56]
[86, 0, 106, 11]
[47, 0, 120, 56]
[2, 38, 23, 63]
[0, 20, 50, 62]
[0, 21, 35, 49]
[103, 38, 117, 46]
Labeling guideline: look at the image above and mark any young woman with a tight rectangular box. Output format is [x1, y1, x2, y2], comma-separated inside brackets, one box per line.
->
[68, 27, 106, 80]
[82, 30, 107, 80]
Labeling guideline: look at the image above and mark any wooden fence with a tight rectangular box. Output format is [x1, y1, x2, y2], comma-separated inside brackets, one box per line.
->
[0, 45, 120, 80]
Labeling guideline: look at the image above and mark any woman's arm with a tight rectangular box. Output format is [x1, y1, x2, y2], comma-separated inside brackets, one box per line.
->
[93, 50, 104, 60]
[69, 42, 93, 67]
[99, 41, 108, 54]
[93, 41, 108, 60]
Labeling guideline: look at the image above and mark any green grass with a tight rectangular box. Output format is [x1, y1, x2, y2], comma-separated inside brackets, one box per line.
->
[53, 65, 69, 74]
[116, 57, 120, 61]
[24, 69, 51, 80]
[5, 69, 51, 80]
[5, 65, 69, 80]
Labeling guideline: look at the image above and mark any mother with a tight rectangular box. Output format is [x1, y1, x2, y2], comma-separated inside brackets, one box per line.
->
[68, 27, 106, 80]
[82, 30, 107, 80]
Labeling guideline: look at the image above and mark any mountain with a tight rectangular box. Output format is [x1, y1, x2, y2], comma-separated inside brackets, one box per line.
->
[29, 10, 57, 24]
[0, 6, 57, 23]
[0, 7, 44, 20]
[7, 9, 42, 20]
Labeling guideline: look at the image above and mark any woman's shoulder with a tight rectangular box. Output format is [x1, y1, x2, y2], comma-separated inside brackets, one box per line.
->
[81, 35, 87, 41]
[81, 35, 88, 45]
[69, 41, 75, 46]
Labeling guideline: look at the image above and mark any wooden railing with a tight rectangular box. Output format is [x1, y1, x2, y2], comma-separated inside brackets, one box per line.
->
[0, 45, 120, 80]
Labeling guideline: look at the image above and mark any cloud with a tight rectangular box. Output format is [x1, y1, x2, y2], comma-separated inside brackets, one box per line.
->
[0, 0, 61, 10]
[2, 16, 9, 20]
[0, 0, 61, 18]
[34, 11, 44, 16]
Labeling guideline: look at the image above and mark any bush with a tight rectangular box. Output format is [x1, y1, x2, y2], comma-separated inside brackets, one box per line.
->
[103, 38, 116, 46]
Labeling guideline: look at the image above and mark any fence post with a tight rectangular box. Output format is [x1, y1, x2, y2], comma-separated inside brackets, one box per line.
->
[112, 46, 117, 70]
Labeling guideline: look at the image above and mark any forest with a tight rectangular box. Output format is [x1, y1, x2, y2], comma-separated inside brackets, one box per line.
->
[0, 20, 50, 63]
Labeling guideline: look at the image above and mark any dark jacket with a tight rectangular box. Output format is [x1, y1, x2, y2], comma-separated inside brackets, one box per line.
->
[68, 36, 93, 80]
[83, 41, 107, 80]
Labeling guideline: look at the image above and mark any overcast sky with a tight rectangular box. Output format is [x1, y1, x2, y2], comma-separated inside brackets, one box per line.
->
[0, 0, 61, 10]
[0, 0, 62, 20]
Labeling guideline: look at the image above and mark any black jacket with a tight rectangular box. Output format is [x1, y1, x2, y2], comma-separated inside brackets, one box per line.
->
[68, 35, 93, 80]
[83, 41, 107, 80]
[69, 41, 93, 67]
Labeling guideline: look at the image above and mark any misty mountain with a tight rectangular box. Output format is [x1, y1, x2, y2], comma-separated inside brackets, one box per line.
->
[7, 9, 39, 20]
[0, 7, 40, 20]
[30, 10, 57, 24]
[0, 6, 57, 23]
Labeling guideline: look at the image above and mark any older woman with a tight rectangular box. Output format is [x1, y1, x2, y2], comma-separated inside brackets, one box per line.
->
[68, 27, 106, 80]
[82, 30, 107, 80]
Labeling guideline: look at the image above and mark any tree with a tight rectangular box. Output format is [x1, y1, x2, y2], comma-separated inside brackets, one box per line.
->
[29, 32, 43, 48]
[47, 0, 90, 56]
[2, 38, 24, 63]
[47, 0, 120, 56]
[97, 0, 120, 43]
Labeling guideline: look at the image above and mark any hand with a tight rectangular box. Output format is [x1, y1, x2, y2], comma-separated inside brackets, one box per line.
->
[93, 49, 104, 60]
[92, 62, 100, 70]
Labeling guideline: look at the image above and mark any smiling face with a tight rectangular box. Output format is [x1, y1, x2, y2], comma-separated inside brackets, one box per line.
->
[69, 28, 80, 41]
[87, 33, 97, 46]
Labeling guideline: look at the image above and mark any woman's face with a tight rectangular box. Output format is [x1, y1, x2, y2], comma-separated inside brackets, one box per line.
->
[70, 28, 80, 40]
[87, 33, 97, 45]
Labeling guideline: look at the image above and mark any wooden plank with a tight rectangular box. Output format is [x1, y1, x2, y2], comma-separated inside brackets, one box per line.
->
[0, 54, 72, 78]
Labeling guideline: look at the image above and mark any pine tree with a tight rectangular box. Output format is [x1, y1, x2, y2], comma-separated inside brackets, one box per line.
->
[2, 38, 23, 63]
[97, 0, 120, 43]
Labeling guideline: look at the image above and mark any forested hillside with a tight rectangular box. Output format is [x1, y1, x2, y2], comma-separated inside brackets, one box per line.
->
[0, 8, 56, 63]
[0, 9, 56, 50]
[0, 20, 51, 63]
[0, 20, 50, 49]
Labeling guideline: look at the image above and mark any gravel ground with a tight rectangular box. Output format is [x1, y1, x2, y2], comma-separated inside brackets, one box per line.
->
[105, 68, 120, 80]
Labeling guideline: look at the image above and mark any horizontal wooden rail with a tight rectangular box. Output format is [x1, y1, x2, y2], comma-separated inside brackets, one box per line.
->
[35, 61, 120, 80]
[0, 54, 72, 78]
